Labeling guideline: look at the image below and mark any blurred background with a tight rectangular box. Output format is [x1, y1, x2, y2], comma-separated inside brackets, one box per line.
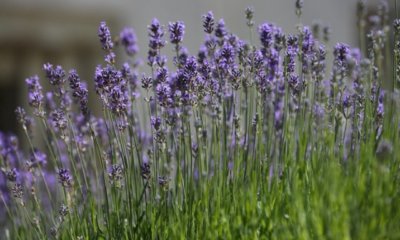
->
[0, 0, 398, 134]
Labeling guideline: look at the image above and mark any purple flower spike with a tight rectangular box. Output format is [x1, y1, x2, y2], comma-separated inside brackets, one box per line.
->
[334, 43, 350, 64]
[120, 27, 138, 56]
[109, 85, 128, 115]
[6, 168, 18, 182]
[148, 18, 166, 66]
[169, 21, 185, 45]
[11, 183, 23, 199]
[43, 63, 66, 86]
[258, 23, 274, 49]
[68, 69, 80, 89]
[26, 75, 42, 91]
[377, 90, 385, 120]
[58, 168, 72, 188]
[98, 21, 114, 50]
[30, 149, 47, 166]
[156, 82, 171, 107]
[151, 116, 162, 131]
[215, 19, 227, 38]
[68, 70, 89, 115]
[148, 18, 165, 50]
[28, 91, 44, 109]
[25, 75, 43, 109]
[52, 109, 67, 131]
[202, 11, 214, 34]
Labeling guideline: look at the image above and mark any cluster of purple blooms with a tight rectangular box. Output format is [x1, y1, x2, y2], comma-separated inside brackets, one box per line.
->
[0, 3, 397, 236]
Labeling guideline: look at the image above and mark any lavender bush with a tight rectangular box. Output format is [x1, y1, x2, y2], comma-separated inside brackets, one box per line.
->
[1, 1, 400, 239]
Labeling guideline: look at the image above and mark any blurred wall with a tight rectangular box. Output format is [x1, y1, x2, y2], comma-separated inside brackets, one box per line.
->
[0, 0, 395, 133]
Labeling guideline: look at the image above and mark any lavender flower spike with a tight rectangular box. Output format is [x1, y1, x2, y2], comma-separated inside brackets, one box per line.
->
[68, 69, 89, 115]
[202, 11, 214, 34]
[25, 75, 43, 109]
[258, 23, 274, 49]
[169, 21, 185, 45]
[43, 63, 66, 86]
[120, 27, 139, 56]
[98, 21, 114, 50]
[215, 19, 227, 38]
[148, 18, 165, 50]
[58, 168, 72, 188]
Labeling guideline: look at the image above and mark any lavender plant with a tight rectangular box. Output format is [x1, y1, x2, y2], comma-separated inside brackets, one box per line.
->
[1, 1, 400, 239]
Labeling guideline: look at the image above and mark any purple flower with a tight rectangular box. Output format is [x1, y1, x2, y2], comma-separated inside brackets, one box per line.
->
[301, 27, 315, 74]
[156, 82, 171, 107]
[68, 70, 88, 115]
[5, 168, 18, 182]
[43, 63, 66, 86]
[45, 92, 56, 112]
[151, 116, 162, 131]
[75, 134, 89, 152]
[52, 109, 67, 130]
[286, 37, 297, 74]
[342, 91, 351, 109]
[68, 69, 80, 89]
[334, 43, 350, 65]
[58, 169, 72, 188]
[156, 67, 168, 84]
[377, 90, 384, 120]
[258, 23, 274, 49]
[26, 75, 42, 91]
[108, 164, 123, 185]
[25, 75, 43, 109]
[197, 45, 207, 63]
[220, 43, 235, 64]
[215, 19, 227, 38]
[141, 75, 153, 90]
[203, 11, 214, 34]
[184, 56, 198, 78]
[15, 107, 33, 132]
[169, 21, 185, 44]
[158, 176, 169, 190]
[109, 85, 128, 115]
[302, 27, 314, 54]
[148, 18, 165, 50]
[30, 149, 47, 167]
[175, 47, 189, 66]
[312, 44, 327, 81]
[267, 48, 279, 80]
[274, 27, 285, 52]
[148, 18, 166, 66]
[288, 75, 300, 94]
[105, 52, 116, 64]
[333, 43, 350, 82]
[121, 62, 139, 90]
[28, 91, 44, 109]
[94, 65, 122, 94]
[120, 27, 138, 56]
[314, 103, 325, 123]
[98, 21, 113, 50]
[140, 162, 151, 180]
